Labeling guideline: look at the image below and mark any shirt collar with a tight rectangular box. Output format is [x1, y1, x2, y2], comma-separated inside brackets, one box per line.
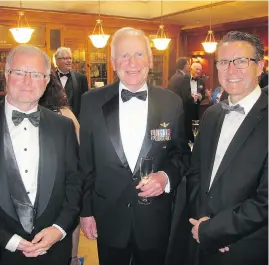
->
[119, 82, 148, 93]
[57, 68, 70, 75]
[228, 85, 261, 115]
[5, 96, 38, 123]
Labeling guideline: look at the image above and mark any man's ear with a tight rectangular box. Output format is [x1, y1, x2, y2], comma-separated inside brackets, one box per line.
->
[257, 60, 264, 77]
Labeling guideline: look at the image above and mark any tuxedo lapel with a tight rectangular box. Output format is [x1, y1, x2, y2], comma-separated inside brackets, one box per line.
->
[204, 105, 225, 190]
[0, 102, 18, 221]
[102, 84, 129, 169]
[36, 107, 57, 218]
[210, 94, 267, 189]
[133, 86, 161, 176]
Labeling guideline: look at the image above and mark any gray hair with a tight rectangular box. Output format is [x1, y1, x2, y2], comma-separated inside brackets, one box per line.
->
[5, 45, 51, 75]
[110, 27, 153, 68]
[217, 31, 264, 61]
[54, 47, 72, 60]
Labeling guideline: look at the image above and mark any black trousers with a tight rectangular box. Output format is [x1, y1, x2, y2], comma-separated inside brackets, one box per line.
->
[97, 234, 167, 265]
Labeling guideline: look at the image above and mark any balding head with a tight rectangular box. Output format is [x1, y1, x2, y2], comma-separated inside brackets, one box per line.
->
[191, 62, 202, 78]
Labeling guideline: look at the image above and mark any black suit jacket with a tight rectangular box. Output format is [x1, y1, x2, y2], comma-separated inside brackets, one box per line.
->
[58, 71, 88, 118]
[79, 82, 190, 250]
[169, 75, 205, 142]
[186, 93, 268, 265]
[168, 70, 185, 91]
[0, 102, 82, 265]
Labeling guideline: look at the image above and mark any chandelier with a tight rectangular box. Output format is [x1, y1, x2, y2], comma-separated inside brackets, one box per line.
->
[89, 1, 110, 49]
[152, 0, 171, 51]
[9, 1, 34, 44]
[202, 1, 217, 53]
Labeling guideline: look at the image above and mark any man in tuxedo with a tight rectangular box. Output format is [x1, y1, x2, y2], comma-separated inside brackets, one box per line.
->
[169, 62, 205, 142]
[168, 57, 190, 89]
[79, 27, 190, 265]
[187, 31, 268, 265]
[0, 45, 81, 265]
[54, 47, 88, 118]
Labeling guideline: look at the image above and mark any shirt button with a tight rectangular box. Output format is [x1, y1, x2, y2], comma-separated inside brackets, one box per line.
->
[24, 148, 27, 151]
[27, 191, 30, 194]
[25, 170, 28, 173]
[24, 127, 27, 131]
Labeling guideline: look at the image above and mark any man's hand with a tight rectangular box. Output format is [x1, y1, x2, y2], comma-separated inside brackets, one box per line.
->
[190, 217, 230, 253]
[80, 216, 97, 240]
[136, 171, 167, 198]
[17, 239, 34, 251]
[22, 226, 62, 257]
[189, 216, 210, 243]
[196, 93, 203, 101]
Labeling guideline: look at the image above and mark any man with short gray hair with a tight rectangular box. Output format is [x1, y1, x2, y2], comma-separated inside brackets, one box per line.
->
[0, 44, 81, 265]
[54, 47, 88, 118]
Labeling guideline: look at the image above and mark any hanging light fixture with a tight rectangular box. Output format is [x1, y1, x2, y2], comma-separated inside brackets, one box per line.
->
[202, 1, 217, 53]
[152, 0, 171, 51]
[9, 1, 34, 44]
[89, 1, 110, 49]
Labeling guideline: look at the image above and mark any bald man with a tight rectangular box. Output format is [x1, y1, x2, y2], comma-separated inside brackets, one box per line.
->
[168, 62, 205, 142]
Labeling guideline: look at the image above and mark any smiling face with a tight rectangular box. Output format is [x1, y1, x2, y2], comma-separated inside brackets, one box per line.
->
[5, 52, 49, 111]
[217, 41, 264, 103]
[111, 34, 151, 92]
[56, 50, 72, 73]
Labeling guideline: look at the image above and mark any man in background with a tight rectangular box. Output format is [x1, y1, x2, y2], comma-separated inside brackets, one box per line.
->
[168, 57, 190, 90]
[54, 47, 88, 118]
[187, 31, 267, 265]
[169, 62, 205, 142]
[0, 45, 81, 265]
[79, 27, 190, 265]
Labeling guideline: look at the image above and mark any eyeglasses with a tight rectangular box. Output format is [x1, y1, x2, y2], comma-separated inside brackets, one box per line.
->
[216, 57, 257, 71]
[57, 57, 72, 61]
[7, 69, 49, 81]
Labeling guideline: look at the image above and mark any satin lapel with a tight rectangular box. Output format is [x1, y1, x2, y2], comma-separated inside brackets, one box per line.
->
[204, 105, 225, 190]
[133, 86, 161, 176]
[210, 94, 267, 190]
[102, 85, 129, 169]
[36, 107, 57, 218]
[0, 102, 19, 221]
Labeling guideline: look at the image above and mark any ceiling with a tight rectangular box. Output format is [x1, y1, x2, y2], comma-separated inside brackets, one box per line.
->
[1, 1, 268, 30]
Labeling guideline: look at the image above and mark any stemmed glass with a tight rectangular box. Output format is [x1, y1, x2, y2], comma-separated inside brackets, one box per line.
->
[138, 157, 153, 205]
[192, 120, 200, 141]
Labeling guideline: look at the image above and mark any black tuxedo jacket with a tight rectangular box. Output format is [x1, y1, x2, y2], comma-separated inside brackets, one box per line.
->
[0, 102, 82, 265]
[57, 71, 88, 118]
[168, 70, 185, 91]
[186, 93, 268, 265]
[169, 75, 205, 141]
[79, 82, 190, 250]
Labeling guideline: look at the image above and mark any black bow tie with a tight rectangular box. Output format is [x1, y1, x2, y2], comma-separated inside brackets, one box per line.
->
[220, 102, 245, 114]
[191, 77, 198, 81]
[12, 110, 41, 127]
[59, 72, 70, 78]
[121, 89, 147, 102]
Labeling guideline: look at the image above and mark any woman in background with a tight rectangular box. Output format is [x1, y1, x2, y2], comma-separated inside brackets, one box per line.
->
[39, 71, 81, 265]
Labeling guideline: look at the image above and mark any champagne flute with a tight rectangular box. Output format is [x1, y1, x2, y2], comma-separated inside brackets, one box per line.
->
[138, 157, 153, 205]
[192, 120, 199, 141]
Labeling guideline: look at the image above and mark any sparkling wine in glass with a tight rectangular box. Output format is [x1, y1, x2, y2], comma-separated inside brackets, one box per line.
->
[192, 120, 200, 141]
[138, 157, 153, 205]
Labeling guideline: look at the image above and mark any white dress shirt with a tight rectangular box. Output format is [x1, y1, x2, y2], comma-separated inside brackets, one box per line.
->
[209, 86, 261, 188]
[119, 82, 170, 191]
[190, 75, 198, 95]
[57, 69, 69, 88]
[4, 98, 65, 252]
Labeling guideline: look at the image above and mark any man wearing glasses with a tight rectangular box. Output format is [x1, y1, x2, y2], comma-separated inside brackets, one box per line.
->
[0, 45, 81, 265]
[54, 47, 88, 118]
[186, 31, 267, 265]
